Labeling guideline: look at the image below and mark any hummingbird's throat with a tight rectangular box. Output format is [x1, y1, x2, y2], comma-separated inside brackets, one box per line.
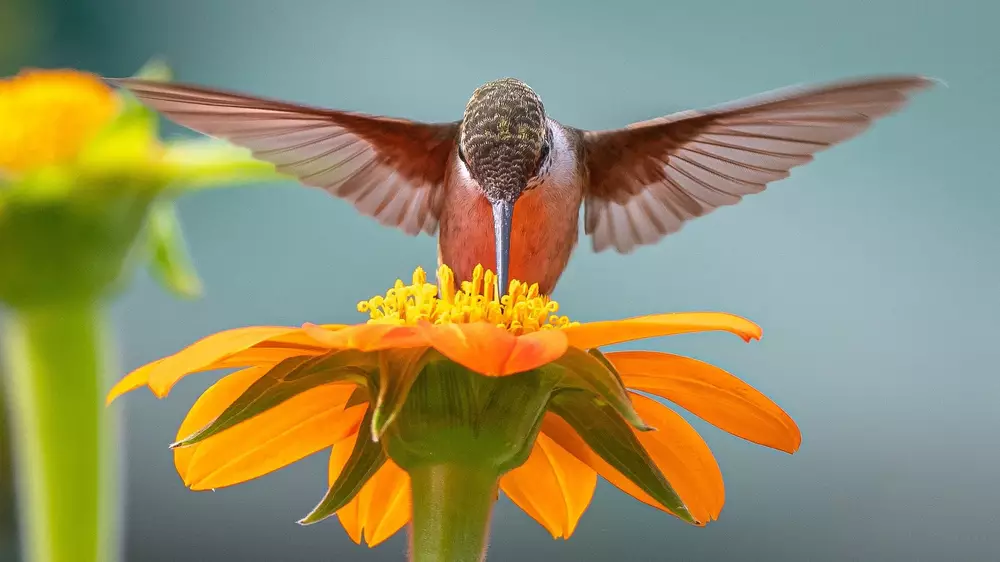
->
[356, 265, 576, 335]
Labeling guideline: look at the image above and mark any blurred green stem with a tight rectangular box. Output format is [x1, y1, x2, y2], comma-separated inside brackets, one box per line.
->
[408, 463, 499, 562]
[1, 301, 119, 562]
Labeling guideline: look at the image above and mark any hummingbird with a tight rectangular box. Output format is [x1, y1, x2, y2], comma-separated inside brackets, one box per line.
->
[112, 74, 933, 295]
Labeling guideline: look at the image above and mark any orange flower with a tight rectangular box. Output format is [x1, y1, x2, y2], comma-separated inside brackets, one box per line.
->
[109, 265, 800, 547]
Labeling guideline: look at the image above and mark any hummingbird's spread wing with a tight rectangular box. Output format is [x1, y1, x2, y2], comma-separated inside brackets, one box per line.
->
[112, 78, 460, 236]
[578, 76, 935, 253]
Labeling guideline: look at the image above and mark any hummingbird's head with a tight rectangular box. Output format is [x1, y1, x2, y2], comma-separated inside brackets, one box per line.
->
[458, 78, 550, 294]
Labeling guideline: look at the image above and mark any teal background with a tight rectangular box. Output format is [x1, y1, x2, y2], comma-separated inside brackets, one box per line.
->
[2, 0, 998, 560]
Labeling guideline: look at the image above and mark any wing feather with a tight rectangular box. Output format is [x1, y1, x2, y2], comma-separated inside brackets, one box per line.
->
[113, 78, 460, 236]
[580, 76, 935, 253]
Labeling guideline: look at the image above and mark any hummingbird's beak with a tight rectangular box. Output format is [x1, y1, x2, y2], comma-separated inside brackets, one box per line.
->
[491, 200, 514, 296]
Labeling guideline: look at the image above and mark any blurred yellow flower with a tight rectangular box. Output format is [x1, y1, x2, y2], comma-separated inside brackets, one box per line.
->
[0, 63, 284, 562]
[0, 70, 119, 174]
[0, 65, 282, 305]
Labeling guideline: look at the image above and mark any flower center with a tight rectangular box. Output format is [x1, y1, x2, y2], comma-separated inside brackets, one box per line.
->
[0, 70, 118, 175]
[358, 264, 576, 334]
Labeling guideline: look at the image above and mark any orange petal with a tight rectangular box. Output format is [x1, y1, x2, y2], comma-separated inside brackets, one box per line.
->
[177, 380, 363, 491]
[540, 398, 725, 526]
[106, 358, 164, 404]
[145, 326, 303, 397]
[500, 432, 596, 538]
[264, 324, 347, 346]
[628, 392, 725, 524]
[357, 462, 412, 547]
[172, 364, 271, 478]
[608, 351, 801, 453]
[330, 432, 412, 547]
[337, 496, 363, 545]
[209, 325, 346, 367]
[540, 414, 665, 516]
[424, 323, 568, 376]
[503, 330, 569, 375]
[562, 312, 762, 350]
[140, 326, 342, 397]
[209, 346, 326, 368]
[329, 433, 363, 545]
[108, 335, 329, 405]
[303, 323, 427, 352]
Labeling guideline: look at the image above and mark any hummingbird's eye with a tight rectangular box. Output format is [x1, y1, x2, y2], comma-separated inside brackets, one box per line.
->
[538, 143, 550, 167]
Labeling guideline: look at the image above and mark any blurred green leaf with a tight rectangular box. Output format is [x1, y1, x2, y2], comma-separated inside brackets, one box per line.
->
[114, 58, 171, 134]
[132, 57, 172, 82]
[160, 138, 285, 189]
[145, 200, 203, 299]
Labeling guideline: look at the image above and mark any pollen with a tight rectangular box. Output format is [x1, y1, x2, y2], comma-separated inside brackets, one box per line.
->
[357, 264, 577, 334]
[0, 69, 118, 174]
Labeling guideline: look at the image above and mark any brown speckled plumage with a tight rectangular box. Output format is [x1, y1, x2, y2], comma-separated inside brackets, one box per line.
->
[459, 79, 548, 203]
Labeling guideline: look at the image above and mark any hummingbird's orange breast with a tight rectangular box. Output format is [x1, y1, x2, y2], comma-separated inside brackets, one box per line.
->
[438, 141, 584, 294]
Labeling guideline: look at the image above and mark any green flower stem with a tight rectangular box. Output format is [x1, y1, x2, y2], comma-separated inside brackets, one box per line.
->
[408, 463, 500, 562]
[1, 301, 119, 562]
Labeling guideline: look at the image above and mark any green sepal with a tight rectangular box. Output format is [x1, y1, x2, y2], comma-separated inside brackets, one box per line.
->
[548, 347, 651, 431]
[383, 360, 557, 473]
[145, 199, 202, 299]
[171, 350, 375, 448]
[298, 406, 386, 525]
[345, 385, 371, 409]
[587, 348, 622, 379]
[548, 388, 694, 524]
[371, 347, 438, 441]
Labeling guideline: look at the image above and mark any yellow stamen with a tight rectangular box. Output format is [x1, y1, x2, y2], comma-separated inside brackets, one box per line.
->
[358, 265, 578, 334]
[0, 69, 119, 174]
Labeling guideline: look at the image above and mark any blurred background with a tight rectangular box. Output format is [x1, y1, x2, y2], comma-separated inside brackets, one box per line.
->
[2, 0, 998, 560]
